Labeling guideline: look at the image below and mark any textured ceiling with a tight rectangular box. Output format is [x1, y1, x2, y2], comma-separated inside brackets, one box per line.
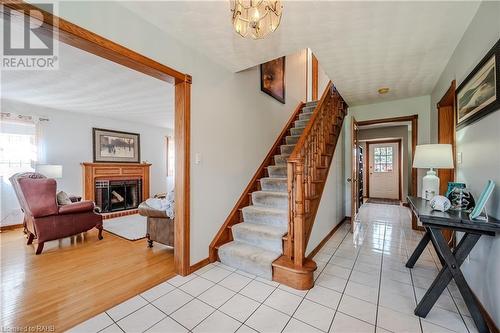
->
[1, 31, 174, 129]
[122, 1, 480, 106]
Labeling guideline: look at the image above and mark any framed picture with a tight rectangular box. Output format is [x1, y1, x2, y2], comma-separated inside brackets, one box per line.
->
[93, 128, 140, 163]
[456, 39, 499, 129]
[260, 56, 285, 104]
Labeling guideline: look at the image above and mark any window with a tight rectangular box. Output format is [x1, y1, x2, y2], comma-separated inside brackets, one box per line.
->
[374, 146, 393, 172]
[0, 121, 37, 177]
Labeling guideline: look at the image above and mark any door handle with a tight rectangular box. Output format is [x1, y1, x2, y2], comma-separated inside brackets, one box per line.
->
[347, 178, 352, 183]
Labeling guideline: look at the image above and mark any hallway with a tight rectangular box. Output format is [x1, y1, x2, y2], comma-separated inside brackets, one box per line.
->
[70, 204, 477, 333]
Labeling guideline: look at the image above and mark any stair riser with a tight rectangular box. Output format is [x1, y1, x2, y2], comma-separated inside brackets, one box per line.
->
[267, 166, 287, 178]
[299, 113, 312, 121]
[291, 127, 305, 136]
[286, 135, 300, 145]
[252, 192, 288, 209]
[274, 155, 287, 166]
[260, 178, 287, 192]
[232, 226, 283, 253]
[294, 120, 309, 128]
[242, 208, 287, 228]
[302, 106, 316, 113]
[280, 144, 295, 155]
[218, 243, 279, 280]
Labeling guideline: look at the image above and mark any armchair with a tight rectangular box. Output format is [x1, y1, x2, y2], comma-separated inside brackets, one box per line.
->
[9, 172, 103, 254]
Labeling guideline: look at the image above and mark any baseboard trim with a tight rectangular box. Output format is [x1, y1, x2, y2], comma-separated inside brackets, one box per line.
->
[189, 257, 210, 274]
[471, 290, 499, 333]
[0, 223, 23, 232]
[307, 217, 348, 260]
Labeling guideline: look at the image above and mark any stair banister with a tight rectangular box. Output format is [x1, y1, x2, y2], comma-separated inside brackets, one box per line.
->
[287, 81, 343, 268]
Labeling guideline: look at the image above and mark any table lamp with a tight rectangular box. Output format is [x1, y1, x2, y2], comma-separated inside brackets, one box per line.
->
[413, 144, 454, 200]
[35, 164, 63, 179]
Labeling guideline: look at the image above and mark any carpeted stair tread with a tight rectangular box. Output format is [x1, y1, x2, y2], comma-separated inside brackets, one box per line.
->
[232, 222, 286, 253]
[218, 241, 281, 279]
[286, 135, 301, 145]
[291, 127, 305, 136]
[299, 113, 313, 121]
[242, 205, 287, 227]
[274, 154, 289, 166]
[252, 191, 288, 209]
[294, 119, 309, 128]
[280, 144, 296, 155]
[305, 100, 319, 107]
[260, 177, 287, 192]
[267, 165, 287, 178]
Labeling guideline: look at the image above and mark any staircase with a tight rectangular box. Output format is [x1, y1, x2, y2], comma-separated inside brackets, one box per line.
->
[210, 82, 347, 288]
[216, 101, 317, 279]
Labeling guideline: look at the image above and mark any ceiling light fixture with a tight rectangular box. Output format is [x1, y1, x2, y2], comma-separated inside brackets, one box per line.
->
[378, 87, 390, 95]
[231, 0, 283, 39]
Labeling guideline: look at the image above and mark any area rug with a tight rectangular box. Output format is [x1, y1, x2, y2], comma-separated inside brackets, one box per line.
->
[366, 198, 401, 206]
[103, 214, 147, 241]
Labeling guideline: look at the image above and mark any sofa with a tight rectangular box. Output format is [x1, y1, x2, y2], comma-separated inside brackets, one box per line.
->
[9, 172, 103, 254]
[138, 201, 174, 248]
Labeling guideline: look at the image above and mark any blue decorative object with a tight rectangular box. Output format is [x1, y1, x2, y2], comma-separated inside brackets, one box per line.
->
[470, 180, 495, 220]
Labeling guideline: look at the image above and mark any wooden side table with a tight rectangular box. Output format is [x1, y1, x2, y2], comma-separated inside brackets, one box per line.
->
[406, 196, 499, 333]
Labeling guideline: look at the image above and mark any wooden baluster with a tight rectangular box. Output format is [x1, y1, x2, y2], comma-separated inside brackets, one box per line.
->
[293, 162, 305, 267]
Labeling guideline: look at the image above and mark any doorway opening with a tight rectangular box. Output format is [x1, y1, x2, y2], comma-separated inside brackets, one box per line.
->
[351, 115, 419, 229]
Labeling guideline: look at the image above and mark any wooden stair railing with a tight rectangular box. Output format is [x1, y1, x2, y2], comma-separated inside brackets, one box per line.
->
[209, 102, 306, 262]
[272, 81, 348, 289]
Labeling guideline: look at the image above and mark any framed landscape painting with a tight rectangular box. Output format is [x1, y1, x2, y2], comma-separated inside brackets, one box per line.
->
[456, 39, 499, 129]
[261, 56, 285, 104]
[93, 128, 140, 163]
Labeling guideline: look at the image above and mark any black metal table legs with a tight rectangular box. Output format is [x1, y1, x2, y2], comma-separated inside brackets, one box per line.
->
[406, 227, 489, 333]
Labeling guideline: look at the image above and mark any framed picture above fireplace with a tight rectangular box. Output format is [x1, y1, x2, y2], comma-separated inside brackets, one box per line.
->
[93, 128, 140, 163]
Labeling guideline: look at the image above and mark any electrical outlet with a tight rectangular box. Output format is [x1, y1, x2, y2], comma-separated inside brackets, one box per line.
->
[466, 255, 470, 263]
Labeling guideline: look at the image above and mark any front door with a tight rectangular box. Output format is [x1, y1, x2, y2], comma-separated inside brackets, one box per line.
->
[369, 142, 399, 199]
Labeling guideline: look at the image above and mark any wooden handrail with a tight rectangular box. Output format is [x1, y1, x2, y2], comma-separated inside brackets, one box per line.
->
[286, 81, 348, 267]
[209, 102, 305, 262]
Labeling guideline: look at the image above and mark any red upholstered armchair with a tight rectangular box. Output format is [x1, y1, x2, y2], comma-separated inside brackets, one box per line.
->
[9, 172, 103, 254]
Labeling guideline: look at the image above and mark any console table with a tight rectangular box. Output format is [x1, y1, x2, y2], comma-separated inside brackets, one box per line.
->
[406, 196, 499, 333]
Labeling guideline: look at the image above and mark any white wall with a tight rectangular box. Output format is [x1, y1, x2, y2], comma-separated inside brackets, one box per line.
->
[0, 99, 171, 227]
[344, 95, 431, 215]
[430, 1, 500, 324]
[51, 1, 308, 264]
[306, 128, 345, 255]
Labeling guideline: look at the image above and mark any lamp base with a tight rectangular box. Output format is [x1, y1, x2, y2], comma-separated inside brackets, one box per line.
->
[422, 169, 440, 200]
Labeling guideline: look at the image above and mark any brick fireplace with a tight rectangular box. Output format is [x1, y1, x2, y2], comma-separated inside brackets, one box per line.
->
[81, 162, 151, 217]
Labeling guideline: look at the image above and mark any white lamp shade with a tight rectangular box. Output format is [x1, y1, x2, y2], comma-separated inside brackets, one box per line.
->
[35, 164, 63, 178]
[413, 144, 454, 169]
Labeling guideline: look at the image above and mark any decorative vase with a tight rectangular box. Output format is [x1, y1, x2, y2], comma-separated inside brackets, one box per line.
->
[447, 187, 475, 211]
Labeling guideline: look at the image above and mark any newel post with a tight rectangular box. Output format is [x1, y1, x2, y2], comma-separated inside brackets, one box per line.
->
[293, 161, 305, 267]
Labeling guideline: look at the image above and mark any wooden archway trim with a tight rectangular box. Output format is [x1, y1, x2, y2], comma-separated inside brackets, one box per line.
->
[357, 115, 418, 197]
[2, 1, 192, 275]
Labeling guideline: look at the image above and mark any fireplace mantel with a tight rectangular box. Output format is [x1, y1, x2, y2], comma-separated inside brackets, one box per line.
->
[81, 162, 151, 203]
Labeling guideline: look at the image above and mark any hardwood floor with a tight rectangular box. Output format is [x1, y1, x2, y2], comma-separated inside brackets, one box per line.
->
[0, 227, 175, 332]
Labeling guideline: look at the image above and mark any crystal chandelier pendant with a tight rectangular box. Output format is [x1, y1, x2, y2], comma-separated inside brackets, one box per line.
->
[231, 0, 283, 39]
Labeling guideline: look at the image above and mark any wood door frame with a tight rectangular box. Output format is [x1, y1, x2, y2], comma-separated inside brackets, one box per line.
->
[365, 139, 402, 201]
[2, 2, 192, 276]
[350, 117, 359, 232]
[357, 115, 418, 197]
[312, 53, 319, 100]
[437, 80, 457, 188]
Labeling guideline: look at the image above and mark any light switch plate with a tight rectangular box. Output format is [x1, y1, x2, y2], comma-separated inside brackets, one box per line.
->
[457, 152, 462, 164]
[195, 153, 202, 165]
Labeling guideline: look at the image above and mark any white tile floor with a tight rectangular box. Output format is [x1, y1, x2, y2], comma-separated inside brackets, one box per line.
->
[69, 203, 478, 333]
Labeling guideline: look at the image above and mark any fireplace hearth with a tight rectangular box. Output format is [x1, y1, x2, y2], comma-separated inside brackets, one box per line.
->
[95, 179, 142, 213]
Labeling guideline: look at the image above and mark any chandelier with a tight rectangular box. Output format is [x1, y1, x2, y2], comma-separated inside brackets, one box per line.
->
[231, 0, 283, 39]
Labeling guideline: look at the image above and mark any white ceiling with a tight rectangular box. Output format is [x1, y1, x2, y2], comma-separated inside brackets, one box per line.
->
[1, 30, 174, 129]
[122, 1, 480, 106]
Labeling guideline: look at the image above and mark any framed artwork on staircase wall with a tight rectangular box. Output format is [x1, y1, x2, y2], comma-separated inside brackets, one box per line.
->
[260, 56, 286, 104]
